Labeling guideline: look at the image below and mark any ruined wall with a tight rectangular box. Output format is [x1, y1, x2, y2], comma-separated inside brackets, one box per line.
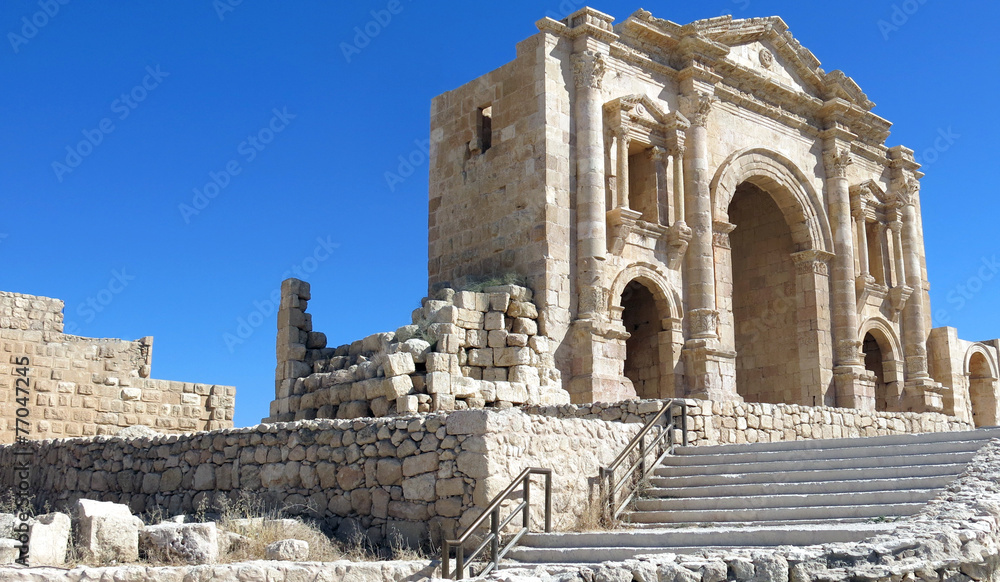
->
[0, 291, 234, 443]
[929, 327, 1000, 426]
[268, 279, 567, 424]
[0, 409, 639, 547]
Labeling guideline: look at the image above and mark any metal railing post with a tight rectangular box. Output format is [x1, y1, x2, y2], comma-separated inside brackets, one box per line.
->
[523, 473, 531, 528]
[682, 402, 689, 446]
[544, 470, 552, 532]
[490, 507, 499, 568]
[456, 545, 465, 580]
[443, 541, 451, 579]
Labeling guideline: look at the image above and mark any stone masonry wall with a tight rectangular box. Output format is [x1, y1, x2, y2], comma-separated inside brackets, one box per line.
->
[526, 398, 973, 446]
[0, 408, 638, 548]
[0, 291, 235, 443]
[268, 279, 568, 424]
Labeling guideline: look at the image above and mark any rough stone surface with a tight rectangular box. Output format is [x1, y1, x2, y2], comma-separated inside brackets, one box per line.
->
[0, 560, 438, 581]
[140, 522, 219, 565]
[265, 539, 309, 561]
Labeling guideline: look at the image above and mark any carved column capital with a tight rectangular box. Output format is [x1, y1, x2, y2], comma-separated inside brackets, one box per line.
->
[712, 221, 736, 249]
[824, 149, 853, 179]
[688, 308, 719, 339]
[792, 250, 835, 276]
[836, 339, 863, 366]
[681, 92, 718, 127]
[573, 51, 606, 90]
[888, 220, 903, 235]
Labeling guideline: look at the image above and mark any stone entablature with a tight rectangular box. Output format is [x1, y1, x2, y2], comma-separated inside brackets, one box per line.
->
[0, 291, 234, 443]
[426, 7, 999, 424]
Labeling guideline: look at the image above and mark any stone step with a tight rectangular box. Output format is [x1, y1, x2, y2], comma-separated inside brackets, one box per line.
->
[662, 439, 986, 467]
[645, 474, 956, 498]
[634, 488, 941, 511]
[624, 502, 925, 524]
[650, 463, 967, 488]
[672, 428, 1000, 457]
[507, 524, 894, 563]
[654, 451, 977, 477]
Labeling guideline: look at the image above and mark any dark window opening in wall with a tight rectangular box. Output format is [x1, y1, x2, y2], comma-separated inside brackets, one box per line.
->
[863, 332, 888, 411]
[867, 222, 887, 286]
[628, 145, 658, 223]
[478, 106, 493, 153]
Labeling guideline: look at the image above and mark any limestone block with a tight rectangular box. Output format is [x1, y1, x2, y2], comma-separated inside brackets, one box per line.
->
[495, 381, 528, 404]
[511, 317, 538, 336]
[446, 409, 490, 435]
[121, 388, 142, 401]
[508, 365, 540, 385]
[0, 539, 20, 565]
[507, 301, 538, 318]
[396, 395, 419, 414]
[384, 352, 416, 377]
[495, 347, 531, 367]
[439, 334, 463, 354]
[425, 352, 453, 373]
[383, 375, 413, 400]
[402, 452, 439, 477]
[489, 292, 511, 312]
[482, 368, 507, 382]
[266, 539, 309, 561]
[395, 324, 420, 342]
[452, 376, 480, 398]
[455, 308, 484, 329]
[466, 329, 488, 349]
[400, 339, 432, 363]
[485, 312, 505, 331]
[77, 499, 142, 563]
[506, 333, 528, 347]
[488, 329, 508, 348]
[426, 372, 452, 395]
[377, 458, 403, 485]
[402, 473, 437, 502]
[433, 394, 456, 412]
[141, 522, 219, 565]
[28, 512, 70, 566]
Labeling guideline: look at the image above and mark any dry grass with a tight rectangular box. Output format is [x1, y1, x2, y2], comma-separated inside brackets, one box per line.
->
[216, 494, 342, 563]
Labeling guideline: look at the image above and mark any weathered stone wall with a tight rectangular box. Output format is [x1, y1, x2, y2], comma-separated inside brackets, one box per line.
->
[526, 398, 973, 446]
[0, 291, 234, 444]
[268, 279, 568, 424]
[0, 409, 639, 547]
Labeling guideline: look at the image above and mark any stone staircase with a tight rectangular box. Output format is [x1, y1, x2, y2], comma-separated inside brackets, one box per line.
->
[508, 427, 1000, 564]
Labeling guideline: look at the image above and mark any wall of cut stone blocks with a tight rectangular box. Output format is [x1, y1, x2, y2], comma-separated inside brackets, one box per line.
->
[0, 408, 640, 548]
[929, 327, 1000, 426]
[0, 291, 234, 444]
[268, 279, 568, 424]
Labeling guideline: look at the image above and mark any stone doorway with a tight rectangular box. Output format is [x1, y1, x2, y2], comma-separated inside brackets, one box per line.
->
[968, 352, 999, 427]
[621, 280, 663, 399]
[863, 332, 888, 411]
[728, 181, 800, 404]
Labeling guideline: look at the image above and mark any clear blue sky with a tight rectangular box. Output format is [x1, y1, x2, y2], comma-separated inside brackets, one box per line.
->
[3, 1, 998, 428]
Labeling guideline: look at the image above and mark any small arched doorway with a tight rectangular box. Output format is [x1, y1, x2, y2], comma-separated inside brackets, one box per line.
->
[968, 352, 999, 427]
[863, 333, 889, 411]
[621, 280, 662, 400]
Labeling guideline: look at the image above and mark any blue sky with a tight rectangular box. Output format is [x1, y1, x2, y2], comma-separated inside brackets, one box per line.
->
[3, 1, 998, 428]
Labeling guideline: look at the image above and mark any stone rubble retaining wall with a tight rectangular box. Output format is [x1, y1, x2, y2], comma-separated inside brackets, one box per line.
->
[486, 439, 1000, 582]
[526, 398, 973, 446]
[0, 559, 438, 582]
[0, 291, 234, 444]
[0, 409, 638, 548]
[267, 279, 568, 424]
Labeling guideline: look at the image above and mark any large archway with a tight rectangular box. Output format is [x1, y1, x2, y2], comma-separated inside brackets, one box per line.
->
[859, 320, 904, 411]
[863, 333, 888, 411]
[728, 181, 799, 404]
[711, 148, 834, 406]
[968, 350, 999, 427]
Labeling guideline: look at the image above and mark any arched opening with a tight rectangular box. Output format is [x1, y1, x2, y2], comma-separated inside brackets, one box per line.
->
[729, 181, 800, 404]
[621, 280, 662, 399]
[863, 332, 889, 411]
[968, 352, 999, 427]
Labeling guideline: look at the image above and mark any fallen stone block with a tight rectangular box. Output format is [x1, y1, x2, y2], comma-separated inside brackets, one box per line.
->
[141, 522, 219, 565]
[77, 499, 142, 563]
[266, 539, 309, 561]
[28, 512, 71, 566]
[0, 539, 20, 565]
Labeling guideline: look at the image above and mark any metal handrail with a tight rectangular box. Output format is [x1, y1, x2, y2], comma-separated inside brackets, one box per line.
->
[441, 467, 552, 579]
[600, 399, 688, 522]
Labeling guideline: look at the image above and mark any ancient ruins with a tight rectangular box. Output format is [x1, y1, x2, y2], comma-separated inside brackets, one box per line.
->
[0, 291, 234, 444]
[3, 7, 1000, 582]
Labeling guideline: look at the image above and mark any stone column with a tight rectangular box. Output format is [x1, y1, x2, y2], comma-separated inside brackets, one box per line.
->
[854, 209, 870, 278]
[889, 220, 907, 288]
[900, 182, 931, 381]
[822, 144, 874, 410]
[652, 146, 668, 224]
[572, 49, 607, 320]
[616, 129, 630, 209]
[672, 148, 686, 227]
[682, 93, 719, 341]
[792, 250, 836, 406]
